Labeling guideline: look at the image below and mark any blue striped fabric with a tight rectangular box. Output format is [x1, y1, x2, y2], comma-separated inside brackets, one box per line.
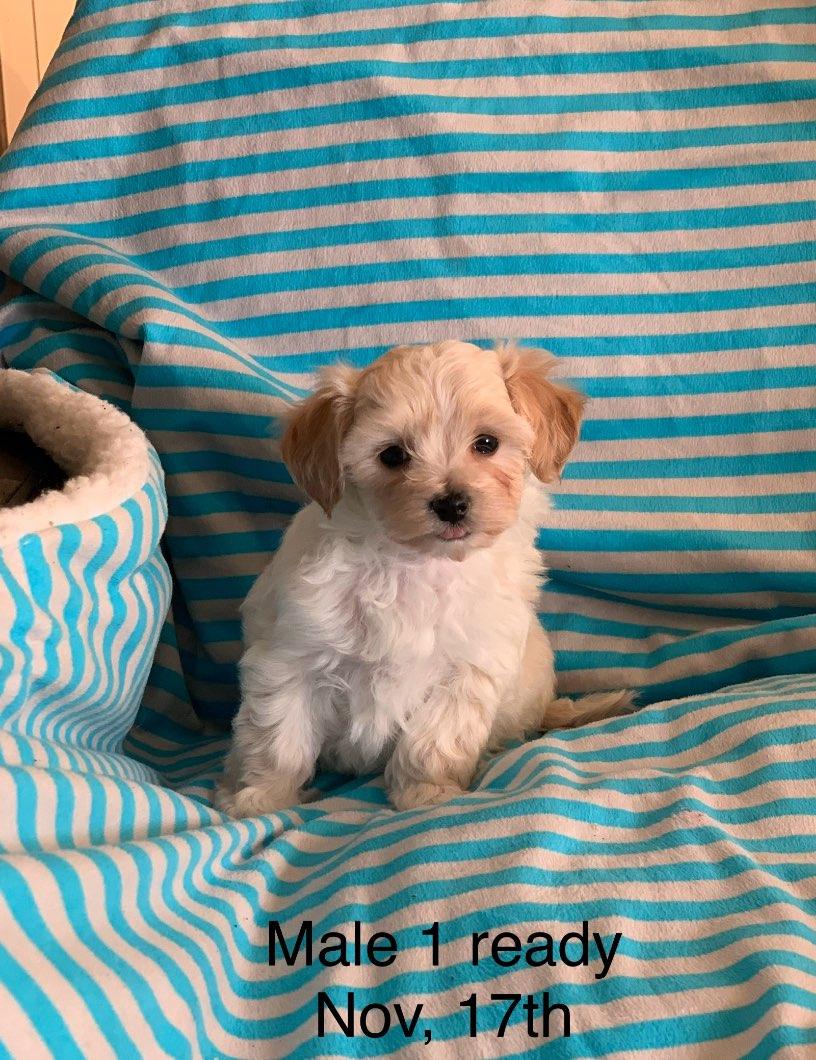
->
[0, 0, 815, 1055]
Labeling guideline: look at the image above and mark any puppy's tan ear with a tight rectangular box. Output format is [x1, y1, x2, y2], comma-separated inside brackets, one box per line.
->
[281, 364, 358, 515]
[499, 343, 586, 482]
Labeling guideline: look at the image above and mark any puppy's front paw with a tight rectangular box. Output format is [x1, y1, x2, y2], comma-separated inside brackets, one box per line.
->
[389, 779, 465, 811]
[214, 778, 300, 818]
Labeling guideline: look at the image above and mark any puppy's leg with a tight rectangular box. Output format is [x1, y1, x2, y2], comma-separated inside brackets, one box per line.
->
[489, 620, 555, 749]
[385, 667, 499, 811]
[490, 621, 632, 745]
[215, 643, 327, 817]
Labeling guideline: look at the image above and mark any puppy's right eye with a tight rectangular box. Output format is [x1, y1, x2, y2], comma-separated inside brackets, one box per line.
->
[378, 444, 410, 469]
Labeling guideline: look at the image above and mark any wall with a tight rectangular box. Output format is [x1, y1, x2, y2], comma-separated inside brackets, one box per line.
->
[0, 0, 75, 148]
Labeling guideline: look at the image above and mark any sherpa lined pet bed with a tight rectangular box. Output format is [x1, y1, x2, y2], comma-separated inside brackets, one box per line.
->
[0, 0, 815, 1056]
[0, 368, 170, 761]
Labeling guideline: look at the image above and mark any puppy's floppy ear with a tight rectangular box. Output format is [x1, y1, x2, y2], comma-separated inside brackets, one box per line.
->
[498, 343, 586, 482]
[281, 363, 358, 515]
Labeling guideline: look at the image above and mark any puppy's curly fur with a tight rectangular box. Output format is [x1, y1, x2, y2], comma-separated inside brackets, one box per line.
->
[216, 341, 628, 816]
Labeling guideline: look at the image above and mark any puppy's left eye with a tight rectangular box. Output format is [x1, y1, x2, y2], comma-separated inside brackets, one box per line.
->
[473, 434, 499, 455]
[379, 444, 410, 469]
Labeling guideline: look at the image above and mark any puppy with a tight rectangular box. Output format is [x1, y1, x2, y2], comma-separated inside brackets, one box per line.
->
[216, 341, 627, 816]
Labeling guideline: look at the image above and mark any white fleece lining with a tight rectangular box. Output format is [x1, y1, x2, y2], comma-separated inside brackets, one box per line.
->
[0, 369, 153, 546]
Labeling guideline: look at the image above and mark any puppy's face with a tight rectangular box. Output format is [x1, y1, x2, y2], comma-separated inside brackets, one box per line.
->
[282, 341, 585, 559]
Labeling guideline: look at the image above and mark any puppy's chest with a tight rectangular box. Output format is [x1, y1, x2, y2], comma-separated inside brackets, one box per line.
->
[312, 553, 527, 672]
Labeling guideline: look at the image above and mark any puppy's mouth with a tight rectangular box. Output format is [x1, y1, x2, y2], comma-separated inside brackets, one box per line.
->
[436, 524, 470, 542]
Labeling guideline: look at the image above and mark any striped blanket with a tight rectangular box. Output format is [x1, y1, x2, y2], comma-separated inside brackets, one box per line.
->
[1, 0, 815, 1055]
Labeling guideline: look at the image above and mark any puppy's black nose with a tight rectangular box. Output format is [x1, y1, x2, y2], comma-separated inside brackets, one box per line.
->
[429, 491, 470, 524]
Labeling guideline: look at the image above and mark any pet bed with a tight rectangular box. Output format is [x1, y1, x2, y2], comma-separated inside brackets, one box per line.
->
[0, 368, 170, 760]
[0, 0, 814, 1055]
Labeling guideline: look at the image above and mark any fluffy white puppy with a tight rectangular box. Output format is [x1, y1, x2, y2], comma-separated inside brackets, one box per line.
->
[216, 341, 627, 816]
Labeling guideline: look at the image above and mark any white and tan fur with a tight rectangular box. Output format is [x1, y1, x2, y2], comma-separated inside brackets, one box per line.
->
[216, 341, 628, 816]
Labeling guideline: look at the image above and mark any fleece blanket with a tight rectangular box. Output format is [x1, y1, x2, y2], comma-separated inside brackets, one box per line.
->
[0, 0, 815, 1055]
